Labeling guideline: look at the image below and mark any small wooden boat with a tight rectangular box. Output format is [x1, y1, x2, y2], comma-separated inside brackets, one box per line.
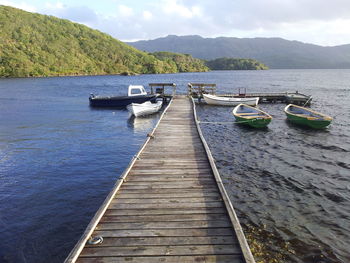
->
[203, 94, 259, 106]
[127, 100, 163, 117]
[284, 104, 332, 129]
[232, 104, 272, 128]
[89, 85, 157, 108]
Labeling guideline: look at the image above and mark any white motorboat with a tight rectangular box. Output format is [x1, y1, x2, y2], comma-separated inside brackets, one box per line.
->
[127, 100, 163, 117]
[203, 94, 259, 106]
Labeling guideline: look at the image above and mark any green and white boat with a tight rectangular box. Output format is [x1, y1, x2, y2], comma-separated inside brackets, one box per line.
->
[284, 104, 332, 129]
[232, 104, 272, 128]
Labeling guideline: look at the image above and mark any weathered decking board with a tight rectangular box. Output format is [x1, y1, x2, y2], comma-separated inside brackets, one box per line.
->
[65, 96, 255, 263]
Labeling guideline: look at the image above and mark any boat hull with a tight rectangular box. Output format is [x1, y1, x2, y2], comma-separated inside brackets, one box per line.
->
[234, 115, 271, 128]
[285, 112, 332, 129]
[284, 104, 332, 129]
[203, 94, 259, 106]
[127, 101, 162, 117]
[89, 94, 157, 108]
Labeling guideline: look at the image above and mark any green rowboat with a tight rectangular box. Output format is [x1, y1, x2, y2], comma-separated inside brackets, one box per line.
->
[232, 104, 272, 128]
[284, 104, 332, 129]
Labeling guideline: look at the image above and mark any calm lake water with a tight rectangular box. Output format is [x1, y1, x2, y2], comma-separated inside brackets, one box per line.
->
[0, 70, 349, 263]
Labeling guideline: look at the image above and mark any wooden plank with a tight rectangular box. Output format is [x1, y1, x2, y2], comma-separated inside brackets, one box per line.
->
[149, 142, 200, 145]
[127, 176, 213, 183]
[105, 207, 227, 216]
[140, 151, 204, 154]
[128, 168, 212, 173]
[109, 201, 224, 210]
[156, 126, 198, 129]
[125, 176, 214, 182]
[154, 126, 196, 129]
[132, 161, 209, 166]
[135, 159, 208, 163]
[113, 196, 223, 204]
[132, 164, 211, 169]
[92, 228, 234, 238]
[134, 158, 206, 162]
[101, 213, 228, 223]
[152, 134, 198, 137]
[77, 255, 244, 263]
[126, 175, 213, 180]
[139, 156, 209, 161]
[145, 146, 204, 153]
[116, 188, 219, 194]
[126, 173, 213, 179]
[142, 149, 204, 154]
[80, 244, 240, 257]
[129, 168, 212, 174]
[120, 185, 217, 190]
[96, 220, 231, 230]
[121, 183, 215, 189]
[85, 236, 237, 247]
[115, 192, 221, 199]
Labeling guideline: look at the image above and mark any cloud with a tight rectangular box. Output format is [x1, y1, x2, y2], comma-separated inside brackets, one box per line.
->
[142, 10, 152, 20]
[40, 3, 98, 24]
[161, 0, 202, 18]
[99, 0, 211, 40]
[188, 0, 350, 30]
[90, 0, 350, 45]
[117, 4, 133, 17]
[0, 0, 36, 12]
[3, 0, 350, 45]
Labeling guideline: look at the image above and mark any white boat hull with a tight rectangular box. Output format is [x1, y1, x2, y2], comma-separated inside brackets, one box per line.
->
[127, 101, 163, 117]
[203, 94, 259, 106]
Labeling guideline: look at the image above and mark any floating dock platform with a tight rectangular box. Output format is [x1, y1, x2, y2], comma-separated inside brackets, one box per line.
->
[65, 96, 255, 263]
[188, 83, 312, 105]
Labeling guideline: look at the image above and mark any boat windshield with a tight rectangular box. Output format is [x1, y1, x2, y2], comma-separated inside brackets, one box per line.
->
[128, 85, 147, 96]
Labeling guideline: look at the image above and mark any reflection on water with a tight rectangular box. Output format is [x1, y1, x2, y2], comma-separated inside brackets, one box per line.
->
[127, 114, 160, 133]
[126, 101, 167, 133]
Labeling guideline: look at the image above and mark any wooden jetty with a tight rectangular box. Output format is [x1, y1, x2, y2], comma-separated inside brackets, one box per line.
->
[150, 83, 177, 103]
[188, 83, 312, 105]
[65, 96, 255, 263]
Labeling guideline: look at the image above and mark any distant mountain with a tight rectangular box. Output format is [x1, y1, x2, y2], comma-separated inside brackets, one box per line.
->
[0, 6, 207, 77]
[127, 35, 350, 69]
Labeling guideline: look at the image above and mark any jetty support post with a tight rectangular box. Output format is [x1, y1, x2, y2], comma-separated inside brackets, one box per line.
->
[149, 83, 176, 103]
[187, 83, 217, 102]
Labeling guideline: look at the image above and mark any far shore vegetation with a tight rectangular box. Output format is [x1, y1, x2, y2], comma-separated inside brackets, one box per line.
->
[0, 5, 267, 78]
[206, 57, 268, 70]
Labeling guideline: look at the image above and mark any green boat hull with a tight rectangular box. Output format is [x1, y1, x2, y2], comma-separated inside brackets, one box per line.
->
[235, 116, 271, 128]
[285, 112, 331, 129]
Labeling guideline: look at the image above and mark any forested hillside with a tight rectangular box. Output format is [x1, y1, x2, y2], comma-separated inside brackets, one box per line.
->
[0, 6, 207, 77]
[152, 52, 209, 72]
[206, 58, 268, 70]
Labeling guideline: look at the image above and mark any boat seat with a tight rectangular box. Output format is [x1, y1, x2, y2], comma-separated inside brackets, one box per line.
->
[244, 115, 264, 118]
[237, 112, 261, 115]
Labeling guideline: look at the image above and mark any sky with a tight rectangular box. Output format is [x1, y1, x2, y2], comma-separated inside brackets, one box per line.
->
[2, 0, 350, 46]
